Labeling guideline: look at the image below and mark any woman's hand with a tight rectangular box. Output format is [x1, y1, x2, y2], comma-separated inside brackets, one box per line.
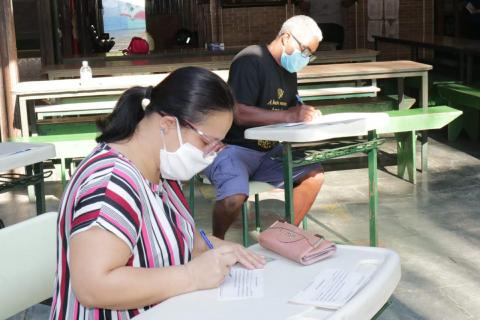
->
[185, 246, 238, 290]
[212, 239, 266, 270]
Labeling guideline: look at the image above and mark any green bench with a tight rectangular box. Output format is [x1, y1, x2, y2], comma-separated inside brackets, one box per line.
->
[310, 95, 416, 114]
[301, 87, 427, 183]
[302, 101, 460, 185]
[435, 83, 480, 141]
[35, 100, 115, 120]
[274, 105, 460, 246]
[379, 106, 462, 184]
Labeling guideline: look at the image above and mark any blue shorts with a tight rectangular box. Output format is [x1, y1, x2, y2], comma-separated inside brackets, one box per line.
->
[203, 145, 323, 201]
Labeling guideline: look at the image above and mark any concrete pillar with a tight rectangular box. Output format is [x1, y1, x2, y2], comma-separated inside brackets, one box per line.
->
[0, 0, 20, 140]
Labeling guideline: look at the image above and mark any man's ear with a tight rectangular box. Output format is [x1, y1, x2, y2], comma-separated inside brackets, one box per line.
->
[281, 33, 290, 46]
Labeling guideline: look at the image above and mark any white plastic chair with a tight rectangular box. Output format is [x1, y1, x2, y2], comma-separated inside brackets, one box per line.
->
[0, 212, 57, 319]
[189, 176, 276, 246]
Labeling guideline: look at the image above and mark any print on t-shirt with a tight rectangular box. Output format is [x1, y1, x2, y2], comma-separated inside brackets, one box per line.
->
[226, 45, 298, 151]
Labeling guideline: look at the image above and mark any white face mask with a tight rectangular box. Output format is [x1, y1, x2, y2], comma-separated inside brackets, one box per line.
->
[159, 118, 217, 181]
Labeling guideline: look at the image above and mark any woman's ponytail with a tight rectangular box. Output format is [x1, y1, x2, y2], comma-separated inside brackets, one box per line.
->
[96, 86, 149, 143]
[96, 67, 234, 143]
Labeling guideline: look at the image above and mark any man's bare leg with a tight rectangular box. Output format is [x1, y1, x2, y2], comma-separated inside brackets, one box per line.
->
[212, 169, 323, 238]
[212, 194, 247, 239]
[292, 170, 324, 225]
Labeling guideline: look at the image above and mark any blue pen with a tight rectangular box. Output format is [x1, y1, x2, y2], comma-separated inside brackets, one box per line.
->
[10, 148, 31, 156]
[200, 229, 233, 276]
[295, 94, 304, 105]
[199, 229, 214, 249]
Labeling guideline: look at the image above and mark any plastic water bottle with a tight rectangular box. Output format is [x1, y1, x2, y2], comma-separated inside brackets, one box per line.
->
[79, 60, 92, 85]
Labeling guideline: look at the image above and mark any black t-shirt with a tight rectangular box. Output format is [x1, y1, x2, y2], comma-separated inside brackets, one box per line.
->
[225, 45, 298, 151]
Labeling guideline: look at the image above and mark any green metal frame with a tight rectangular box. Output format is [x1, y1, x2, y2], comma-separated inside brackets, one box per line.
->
[13, 132, 99, 187]
[0, 163, 49, 215]
[282, 133, 383, 246]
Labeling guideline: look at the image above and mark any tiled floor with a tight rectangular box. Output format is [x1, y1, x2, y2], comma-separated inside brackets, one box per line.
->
[2, 133, 479, 320]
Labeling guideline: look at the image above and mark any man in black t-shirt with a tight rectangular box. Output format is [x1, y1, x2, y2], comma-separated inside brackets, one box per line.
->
[203, 15, 325, 239]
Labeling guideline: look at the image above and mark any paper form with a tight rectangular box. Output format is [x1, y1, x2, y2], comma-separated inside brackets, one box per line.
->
[281, 113, 366, 128]
[289, 269, 372, 309]
[218, 267, 264, 301]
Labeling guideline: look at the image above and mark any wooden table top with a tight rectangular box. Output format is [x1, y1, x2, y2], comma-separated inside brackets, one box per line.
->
[61, 42, 339, 63]
[17, 60, 429, 96]
[299, 60, 432, 79]
[43, 49, 379, 79]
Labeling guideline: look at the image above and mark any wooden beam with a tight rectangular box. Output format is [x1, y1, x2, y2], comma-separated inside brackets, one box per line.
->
[0, 0, 20, 139]
[0, 54, 8, 141]
[38, 0, 56, 65]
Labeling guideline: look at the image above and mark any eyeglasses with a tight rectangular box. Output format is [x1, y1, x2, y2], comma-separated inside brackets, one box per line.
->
[159, 111, 225, 157]
[290, 33, 317, 62]
[182, 119, 226, 157]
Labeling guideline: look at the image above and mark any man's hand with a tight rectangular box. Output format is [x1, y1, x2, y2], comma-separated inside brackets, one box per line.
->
[286, 104, 319, 123]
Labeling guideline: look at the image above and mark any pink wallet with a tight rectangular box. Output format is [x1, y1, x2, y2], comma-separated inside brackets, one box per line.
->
[258, 220, 336, 265]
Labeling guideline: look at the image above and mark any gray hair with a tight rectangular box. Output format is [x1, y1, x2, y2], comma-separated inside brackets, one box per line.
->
[278, 15, 323, 47]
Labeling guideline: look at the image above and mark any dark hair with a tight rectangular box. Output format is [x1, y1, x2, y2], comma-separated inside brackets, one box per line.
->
[96, 66, 234, 143]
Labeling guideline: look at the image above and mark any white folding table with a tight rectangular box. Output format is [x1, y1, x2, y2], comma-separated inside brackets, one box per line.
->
[0, 142, 56, 218]
[245, 113, 389, 246]
[133, 244, 401, 320]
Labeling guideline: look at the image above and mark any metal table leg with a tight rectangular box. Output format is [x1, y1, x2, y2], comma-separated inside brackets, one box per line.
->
[19, 97, 30, 137]
[33, 162, 46, 215]
[282, 143, 294, 224]
[255, 194, 261, 232]
[421, 72, 429, 173]
[368, 131, 379, 246]
[281, 139, 383, 245]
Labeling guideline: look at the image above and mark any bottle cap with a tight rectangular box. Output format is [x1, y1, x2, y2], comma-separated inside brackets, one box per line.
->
[82, 61, 88, 67]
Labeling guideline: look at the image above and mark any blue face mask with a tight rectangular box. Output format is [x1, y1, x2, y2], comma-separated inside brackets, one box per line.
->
[280, 47, 310, 73]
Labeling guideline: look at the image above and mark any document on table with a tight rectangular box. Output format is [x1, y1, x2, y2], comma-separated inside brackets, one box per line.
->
[289, 268, 372, 309]
[282, 113, 367, 128]
[218, 267, 264, 301]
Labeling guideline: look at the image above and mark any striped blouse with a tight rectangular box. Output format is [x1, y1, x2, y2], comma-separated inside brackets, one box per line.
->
[50, 143, 195, 320]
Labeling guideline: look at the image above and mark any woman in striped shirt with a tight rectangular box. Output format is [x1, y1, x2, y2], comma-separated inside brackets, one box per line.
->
[50, 67, 265, 320]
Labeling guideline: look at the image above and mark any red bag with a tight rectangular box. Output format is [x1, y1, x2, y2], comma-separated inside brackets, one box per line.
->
[123, 37, 149, 55]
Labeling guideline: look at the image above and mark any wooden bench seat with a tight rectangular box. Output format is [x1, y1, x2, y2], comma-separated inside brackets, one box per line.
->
[299, 86, 380, 100]
[35, 115, 104, 136]
[35, 100, 116, 119]
[380, 106, 462, 183]
[310, 95, 416, 114]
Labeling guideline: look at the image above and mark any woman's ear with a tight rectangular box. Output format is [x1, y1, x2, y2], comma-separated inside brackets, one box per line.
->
[158, 115, 177, 133]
